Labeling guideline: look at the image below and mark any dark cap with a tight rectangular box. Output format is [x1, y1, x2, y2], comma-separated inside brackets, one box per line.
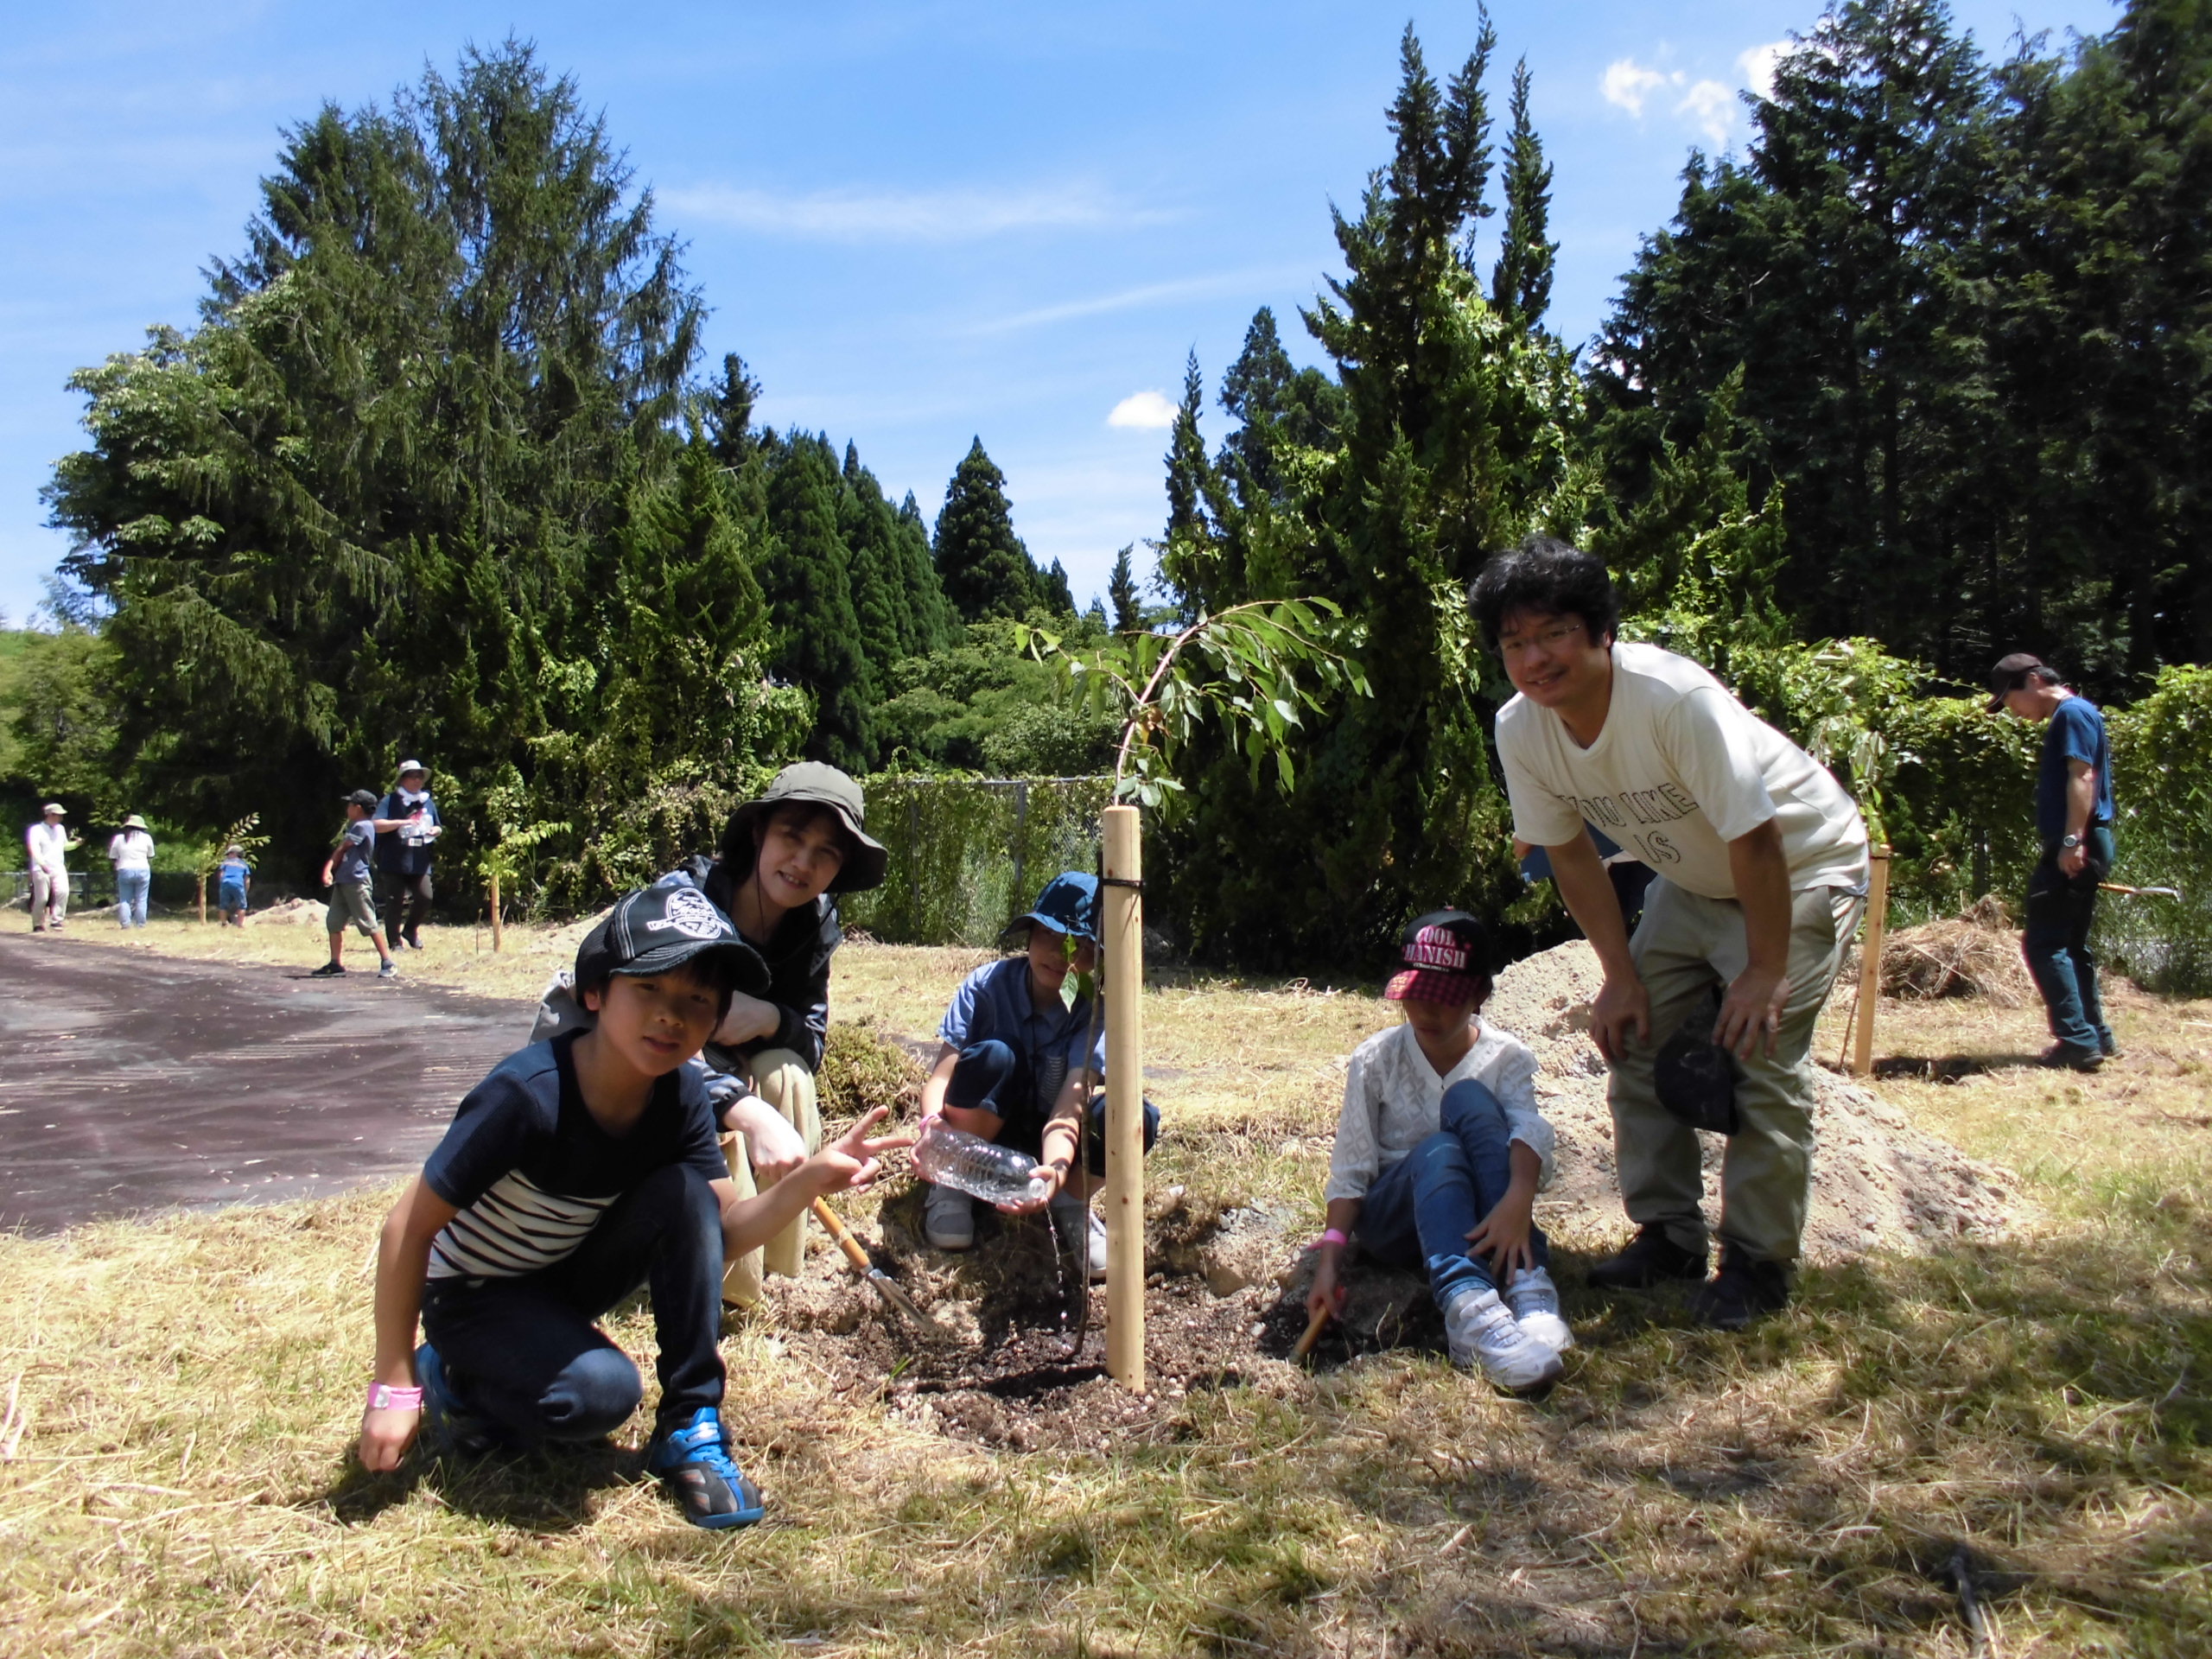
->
[1385, 911, 1491, 1004]
[1986, 652, 2047, 713]
[342, 789, 379, 810]
[1011, 870, 1100, 944]
[721, 763, 887, 893]
[575, 883, 770, 995]
[1654, 998, 1739, 1135]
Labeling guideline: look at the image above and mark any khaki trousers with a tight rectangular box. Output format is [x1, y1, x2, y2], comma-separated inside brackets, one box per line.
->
[1608, 878, 1862, 1265]
[718, 1048, 822, 1306]
[29, 868, 67, 928]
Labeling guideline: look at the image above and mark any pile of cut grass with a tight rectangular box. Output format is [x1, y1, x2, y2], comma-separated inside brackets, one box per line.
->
[3, 938, 2207, 1654]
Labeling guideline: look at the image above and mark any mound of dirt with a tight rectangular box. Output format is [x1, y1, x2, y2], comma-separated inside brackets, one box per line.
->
[757, 939, 2025, 1450]
[241, 896, 327, 927]
[1875, 894, 2032, 1006]
[1483, 939, 2024, 1262]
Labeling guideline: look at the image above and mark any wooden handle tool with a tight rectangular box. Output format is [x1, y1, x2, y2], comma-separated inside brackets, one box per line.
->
[1292, 1304, 1332, 1362]
[810, 1197, 928, 1327]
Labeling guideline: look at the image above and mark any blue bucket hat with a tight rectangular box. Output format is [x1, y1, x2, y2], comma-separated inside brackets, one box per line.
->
[1010, 871, 1100, 945]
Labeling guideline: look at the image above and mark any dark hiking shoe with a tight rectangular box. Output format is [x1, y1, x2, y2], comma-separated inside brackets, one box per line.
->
[1688, 1249, 1793, 1332]
[2099, 1033, 2119, 1059]
[1586, 1224, 1707, 1290]
[646, 1408, 766, 1529]
[309, 961, 346, 977]
[2037, 1042, 2102, 1072]
[414, 1343, 498, 1458]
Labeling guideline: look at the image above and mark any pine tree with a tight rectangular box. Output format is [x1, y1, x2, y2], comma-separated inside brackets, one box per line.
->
[1039, 558, 1075, 616]
[761, 435, 874, 769]
[1108, 543, 1142, 633]
[1490, 58, 1556, 332]
[932, 438, 1042, 620]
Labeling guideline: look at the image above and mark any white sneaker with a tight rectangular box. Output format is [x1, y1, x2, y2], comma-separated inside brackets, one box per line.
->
[923, 1182, 974, 1250]
[1502, 1266, 1574, 1354]
[1050, 1192, 1108, 1281]
[1444, 1287, 1565, 1392]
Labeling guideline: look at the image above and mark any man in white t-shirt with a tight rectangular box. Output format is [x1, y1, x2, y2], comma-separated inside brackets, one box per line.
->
[24, 803, 78, 933]
[1470, 537, 1869, 1329]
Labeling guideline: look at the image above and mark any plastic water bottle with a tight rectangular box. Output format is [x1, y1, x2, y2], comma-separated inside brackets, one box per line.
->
[912, 1122, 1050, 1205]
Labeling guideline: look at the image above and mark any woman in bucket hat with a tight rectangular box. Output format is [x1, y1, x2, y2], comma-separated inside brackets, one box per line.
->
[533, 763, 887, 1306]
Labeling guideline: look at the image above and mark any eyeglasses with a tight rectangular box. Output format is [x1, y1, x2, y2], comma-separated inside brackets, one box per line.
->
[1497, 620, 1586, 658]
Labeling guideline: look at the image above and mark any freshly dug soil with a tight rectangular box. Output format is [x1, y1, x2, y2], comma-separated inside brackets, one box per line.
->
[755, 939, 2025, 1450]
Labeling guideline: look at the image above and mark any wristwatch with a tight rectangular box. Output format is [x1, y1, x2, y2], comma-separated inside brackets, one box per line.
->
[2060, 834, 2082, 849]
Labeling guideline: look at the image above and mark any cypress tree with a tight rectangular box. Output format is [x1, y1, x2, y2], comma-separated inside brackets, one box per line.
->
[1108, 544, 1142, 633]
[1039, 558, 1076, 616]
[932, 438, 1041, 620]
[761, 435, 874, 768]
[1490, 58, 1556, 333]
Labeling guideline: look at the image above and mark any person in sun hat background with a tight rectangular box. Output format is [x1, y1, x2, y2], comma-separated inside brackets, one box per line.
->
[915, 868, 1160, 1280]
[532, 762, 890, 1306]
[24, 802, 78, 932]
[1308, 910, 1567, 1394]
[107, 813, 155, 928]
[372, 760, 442, 952]
[1986, 651, 2118, 1071]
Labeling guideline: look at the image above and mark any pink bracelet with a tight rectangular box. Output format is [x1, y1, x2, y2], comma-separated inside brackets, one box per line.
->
[367, 1382, 423, 1411]
[1315, 1227, 1349, 1250]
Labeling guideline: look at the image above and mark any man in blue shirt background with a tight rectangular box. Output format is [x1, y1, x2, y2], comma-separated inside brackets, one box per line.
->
[1989, 652, 2118, 1071]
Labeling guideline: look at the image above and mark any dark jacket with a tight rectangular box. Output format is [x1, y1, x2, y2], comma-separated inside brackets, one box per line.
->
[690, 856, 841, 1072]
[374, 791, 442, 877]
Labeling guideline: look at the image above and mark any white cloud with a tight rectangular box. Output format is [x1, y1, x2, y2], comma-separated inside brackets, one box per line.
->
[659, 181, 1149, 243]
[1601, 58, 1670, 118]
[964, 264, 1310, 335]
[1107, 391, 1179, 429]
[1676, 79, 1737, 146]
[1738, 41, 1790, 104]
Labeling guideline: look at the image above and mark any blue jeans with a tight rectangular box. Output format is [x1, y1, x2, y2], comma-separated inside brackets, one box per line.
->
[115, 868, 149, 927]
[2023, 825, 2113, 1054]
[420, 1162, 725, 1446]
[1356, 1079, 1548, 1312]
[946, 1039, 1160, 1175]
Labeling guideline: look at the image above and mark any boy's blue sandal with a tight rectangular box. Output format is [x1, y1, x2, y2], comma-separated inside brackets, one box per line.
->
[646, 1408, 766, 1529]
[413, 1343, 498, 1459]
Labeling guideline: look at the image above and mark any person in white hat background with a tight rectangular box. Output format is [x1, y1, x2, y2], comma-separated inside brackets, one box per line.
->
[24, 803, 78, 932]
[371, 760, 443, 951]
[107, 813, 156, 928]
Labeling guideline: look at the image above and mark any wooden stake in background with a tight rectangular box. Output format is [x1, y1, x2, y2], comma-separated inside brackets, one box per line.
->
[1101, 804, 1146, 1391]
[489, 871, 505, 953]
[1849, 845, 1893, 1078]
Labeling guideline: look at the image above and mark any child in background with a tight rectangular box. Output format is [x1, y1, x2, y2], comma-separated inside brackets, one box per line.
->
[917, 871, 1159, 1278]
[217, 844, 252, 926]
[314, 790, 396, 979]
[357, 883, 906, 1529]
[1308, 911, 1569, 1393]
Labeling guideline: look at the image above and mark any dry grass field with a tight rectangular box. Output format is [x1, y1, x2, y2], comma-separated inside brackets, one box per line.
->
[2, 917, 2206, 1656]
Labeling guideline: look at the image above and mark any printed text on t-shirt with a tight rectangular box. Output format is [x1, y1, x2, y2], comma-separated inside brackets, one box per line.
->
[1555, 783, 1700, 867]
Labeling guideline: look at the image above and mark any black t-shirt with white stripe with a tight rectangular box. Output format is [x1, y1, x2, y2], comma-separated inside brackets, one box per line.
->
[422, 1032, 727, 1281]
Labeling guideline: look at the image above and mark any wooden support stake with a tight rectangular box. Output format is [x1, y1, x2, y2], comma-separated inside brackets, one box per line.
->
[489, 870, 504, 953]
[196, 873, 207, 925]
[1101, 804, 1145, 1391]
[1849, 845, 1892, 1079]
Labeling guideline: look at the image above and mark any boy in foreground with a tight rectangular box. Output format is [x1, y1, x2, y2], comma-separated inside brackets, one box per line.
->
[314, 790, 397, 979]
[357, 884, 906, 1529]
[1471, 537, 1868, 1328]
[1309, 912, 1567, 1393]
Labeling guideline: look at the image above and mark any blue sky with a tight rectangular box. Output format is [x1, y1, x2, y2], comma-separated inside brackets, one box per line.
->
[1, 0, 2117, 625]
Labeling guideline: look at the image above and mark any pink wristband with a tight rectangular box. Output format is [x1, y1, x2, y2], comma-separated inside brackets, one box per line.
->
[367, 1382, 423, 1411]
[1316, 1227, 1349, 1249]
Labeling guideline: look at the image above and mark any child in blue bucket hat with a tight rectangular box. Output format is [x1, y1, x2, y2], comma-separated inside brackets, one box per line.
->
[916, 870, 1160, 1278]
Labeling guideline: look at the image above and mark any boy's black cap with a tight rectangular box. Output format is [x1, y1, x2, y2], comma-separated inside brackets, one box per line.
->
[1986, 652, 2047, 713]
[575, 884, 771, 995]
[342, 788, 379, 809]
[722, 763, 887, 893]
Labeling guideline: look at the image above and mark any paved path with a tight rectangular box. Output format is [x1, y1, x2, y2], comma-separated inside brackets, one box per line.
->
[0, 934, 529, 1235]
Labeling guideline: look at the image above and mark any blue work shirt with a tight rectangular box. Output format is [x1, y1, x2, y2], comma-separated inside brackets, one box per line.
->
[2037, 696, 2114, 843]
[939, 957, 1107, 1115]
